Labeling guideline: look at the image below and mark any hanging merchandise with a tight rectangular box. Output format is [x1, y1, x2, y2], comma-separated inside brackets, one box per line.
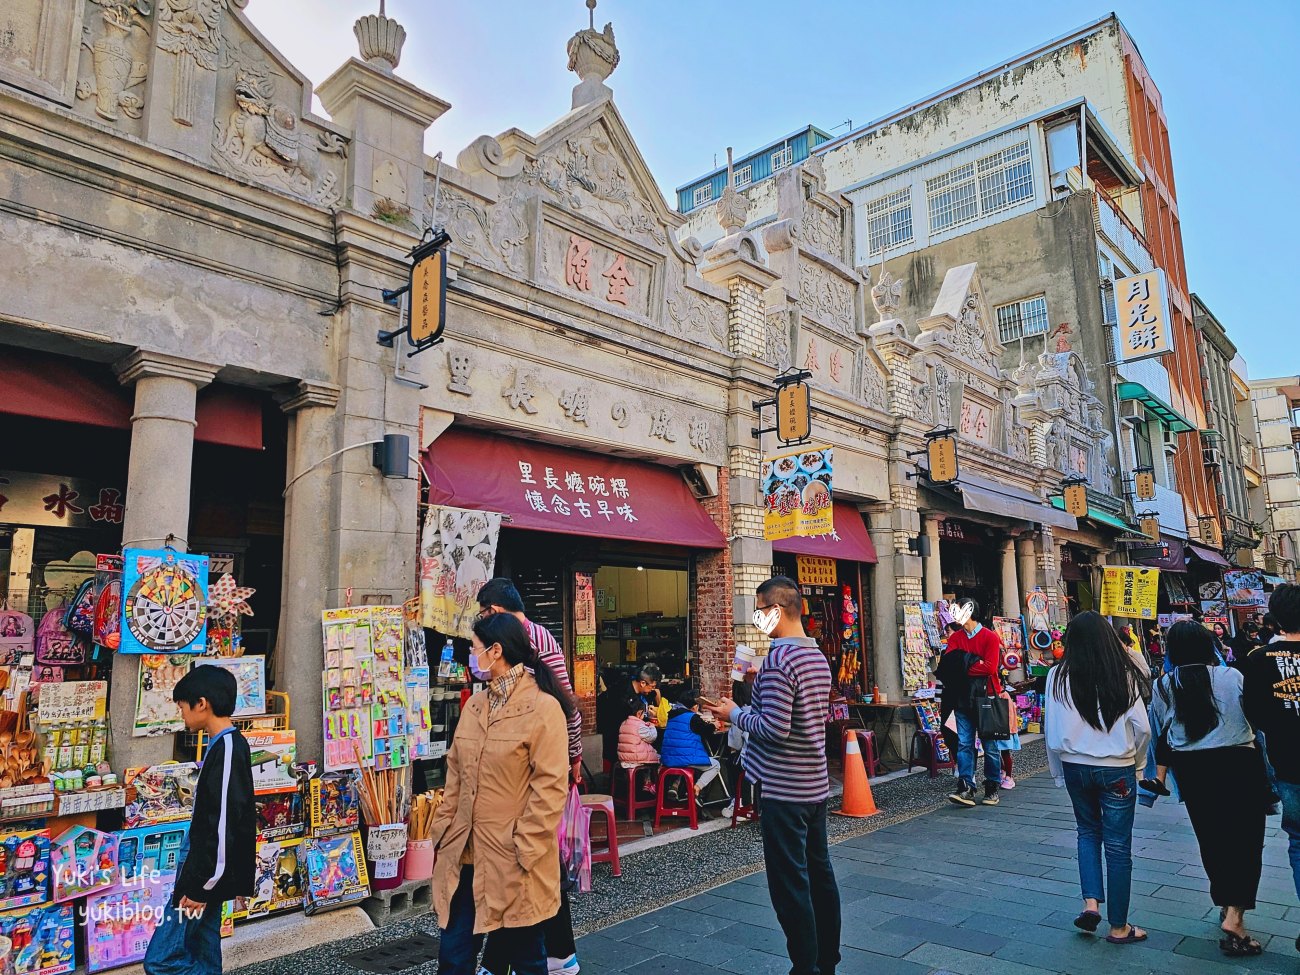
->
[0, 611, 34, 665]
[836, 584, 861, 686]
[368, 607, 409, 771]
[33, 607, 84, 667]
[419, 505, 503, 638]
[310, 771, 362, 836]
[402, 598, 427, 669]
[91, 555, 123, 651]
[245, 731, 299, 790]
[900, 605, 930, 693]
[63, 579, 96, 639]
[918, 603, 942, 650]
[119, 549, 210, 655]
[132, 656, 190, 736]
[0, 900, 75, 975]
[992, 617, 1025, 668]
[197, 656, 266, 716]
[321, 608, 376, 771]
[205, 573, 255, 658]
[302, 831, 369, 915]
[405, 666, 432, 760]
[255, 786, 307, 842]
[0, 829, 52, 912]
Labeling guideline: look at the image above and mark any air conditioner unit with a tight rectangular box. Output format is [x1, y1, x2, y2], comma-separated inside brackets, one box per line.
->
[1119, 400, 1146, 426]
[1162, 429, 1179, 456]
[1202, 447, 1223, 468]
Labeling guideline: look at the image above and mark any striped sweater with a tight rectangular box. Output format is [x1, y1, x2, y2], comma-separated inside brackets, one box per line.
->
[731, 636, 832, 803]
[525, 618, 584, 763]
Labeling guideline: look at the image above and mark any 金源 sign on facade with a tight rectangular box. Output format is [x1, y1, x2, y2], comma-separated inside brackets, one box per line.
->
[1115, 269, 1173, 363]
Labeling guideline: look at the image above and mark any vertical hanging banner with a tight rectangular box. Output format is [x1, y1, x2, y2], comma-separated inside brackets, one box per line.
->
[1116, 269, 1173, 363]
[1100, 566, 1161, 620]
[419, 506, 502, 638]
[762, 446, 833, 541]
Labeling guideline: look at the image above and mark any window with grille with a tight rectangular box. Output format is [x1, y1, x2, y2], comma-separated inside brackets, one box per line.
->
[994, 295, 1050, 343]
[771, 145, 793, 170]
[734, 165, 752, 188]
[692, 183, 713, 207]
[926, 140, 1033, 233]
[865, 188, 914, 255]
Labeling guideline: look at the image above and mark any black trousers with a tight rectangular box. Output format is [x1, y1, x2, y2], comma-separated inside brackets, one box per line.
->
[760, 798, 841, 975]
[480, 887, 574, 972]
[1170, 745, 1267, 909]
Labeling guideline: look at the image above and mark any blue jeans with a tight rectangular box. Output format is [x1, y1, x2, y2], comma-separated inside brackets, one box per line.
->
[439, 865, 546, 975]
[143, 836, 220, 975]
[1062, 763, 1137, 930]
[955, 711, 1000, 791]
[1274, 780, 1300, 901]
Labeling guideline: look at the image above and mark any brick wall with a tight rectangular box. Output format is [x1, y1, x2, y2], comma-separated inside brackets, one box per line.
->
[691, 465, 735, 698]
[728, 279, 766, 358]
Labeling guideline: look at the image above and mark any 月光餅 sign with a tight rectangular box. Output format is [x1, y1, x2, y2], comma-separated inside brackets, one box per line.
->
[1116, 269, 1173, 364]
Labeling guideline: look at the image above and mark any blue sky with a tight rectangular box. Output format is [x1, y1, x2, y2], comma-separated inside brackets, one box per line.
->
[253, 1, 1296, 378]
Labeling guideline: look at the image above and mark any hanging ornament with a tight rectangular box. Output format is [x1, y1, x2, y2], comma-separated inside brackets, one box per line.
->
[207, 573, 255, 624]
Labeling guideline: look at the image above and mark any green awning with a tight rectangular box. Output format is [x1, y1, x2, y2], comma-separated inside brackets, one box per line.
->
[1117, 382, 1195, 434]
[1050, 496, 1134, 532]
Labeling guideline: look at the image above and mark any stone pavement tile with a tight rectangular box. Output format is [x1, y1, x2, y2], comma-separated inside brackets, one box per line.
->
[634, 905, 736, 936]
[1040, 864, 1162, 895]
[834, 945, 937, 975]
[1041, 906, 1212, 940]
[831, 844, 905, 865]
[1215, 910, 1300, 940]
[620, 927, 779, 971]
[621, 955, 732, 975]
[933, 877, 1078, 914]
[689, 896, 782, 930]
[598, 915, 663, 942]
[716, 948, 791, 975]
[1173, 934, 1297, 974]
[961, 911, 1102, 951]
[1284, 906, 1300, 923]
[1130, 865, 1212, 889]
[705, 880, 778, 908]
[672, 891, 735, 914]
[571, 933, 662, 971]
[1198, 901, 1293, 922]
[837, 919, 927, 958]
[932, 893, 1062, 924]
[903, 942, 1057, 975]
[874, 914, 1005, 955]
[706, 919, 790, 955]
[852, 891, 975, 925]
[1148, 883, 1215, 906]
[835, 871, 946, 901]
[990, 939, 1163, 975]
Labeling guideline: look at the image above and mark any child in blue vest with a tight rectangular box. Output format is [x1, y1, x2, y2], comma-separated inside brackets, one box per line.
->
[661, 689, 723, 808]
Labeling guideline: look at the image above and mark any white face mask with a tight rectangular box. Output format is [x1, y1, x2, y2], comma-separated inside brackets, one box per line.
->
[950, 601, 975, 627]
[753, 607, 781, 636]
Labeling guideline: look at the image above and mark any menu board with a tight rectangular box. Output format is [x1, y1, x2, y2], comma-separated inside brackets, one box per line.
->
[38, 680, 108, 726]
[901, 605, 930, 693]
[574, 573, 596, 637]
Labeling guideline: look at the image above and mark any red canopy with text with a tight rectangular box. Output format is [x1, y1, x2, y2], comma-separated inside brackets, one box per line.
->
[423, 428, 726, 549]
[771, 502, 877, 563]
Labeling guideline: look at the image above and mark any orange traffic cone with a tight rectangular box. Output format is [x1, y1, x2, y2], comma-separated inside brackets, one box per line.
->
[836, 730, 880, 818]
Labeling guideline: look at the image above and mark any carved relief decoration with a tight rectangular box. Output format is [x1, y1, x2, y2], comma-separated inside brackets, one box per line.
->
[447, 352, 473, 396]
[687, 416, 711, 454]
[77, 1, 150, 122]
[798, 260, 855, 337]
[799, 203, 842, 258]
[610, 401, 630, 429]
[954, 290, 998, 374]
[156, 0, 244, 125]
[559, 387, 591, 424]
[934, 363, 951, 427]
[765, 311, 792, 372]
[212, 57, 346, 205]
[663, 259, 726, 351]
[870, 267, 903, 320]
[911, 363, 934, 424]
[862, 360, 888, 414]
[649, 408, 677, 443]
[503, 370, 539, 414]
[431, 185, 528, 276]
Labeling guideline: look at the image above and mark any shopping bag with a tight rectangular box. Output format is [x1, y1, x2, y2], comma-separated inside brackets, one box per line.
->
[976, 695, 1011, 741]
[557, 785, 591, 894]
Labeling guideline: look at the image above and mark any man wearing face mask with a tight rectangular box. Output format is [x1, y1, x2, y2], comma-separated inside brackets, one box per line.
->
[943, 598, 1005, 808]
[704, 576, 840, 975]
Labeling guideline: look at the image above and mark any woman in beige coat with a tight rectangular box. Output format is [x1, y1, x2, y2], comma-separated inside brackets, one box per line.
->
[430, 612, 572, 975]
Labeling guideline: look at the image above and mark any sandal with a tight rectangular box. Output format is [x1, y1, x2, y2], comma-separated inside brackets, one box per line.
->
[1219, 933, 1263, 957]
[1073, 910, 1102, 933]
[1138, 778, 1170, 796]
[1106, 926, 1148, 945]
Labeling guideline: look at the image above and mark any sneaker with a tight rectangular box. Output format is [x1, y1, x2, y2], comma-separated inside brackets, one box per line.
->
[981, 786, 1000, 806]
[947, 787, 976, 807]
[1001, 774, 1016, 790]
[547, 955, 580, 975]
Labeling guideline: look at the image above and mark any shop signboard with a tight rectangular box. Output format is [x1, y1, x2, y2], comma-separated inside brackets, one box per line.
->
[1135, 469, 1156, 501]
[1115, 269, 1173, 364]
[795, 556, 837, 588]
[573, 657, 596, 698]
[1224, 570, 1267, 608]
[1100, 566, 1161, 620]
[1199, 516, 1223, 549]
[0, 470, 125, 530]
[776, 381, 812, 445]
[1139, 516, 1161, 542]
[762, 447, 833, 541]
[927, 435, 958, 485]
[1063, 483, 1088, 518]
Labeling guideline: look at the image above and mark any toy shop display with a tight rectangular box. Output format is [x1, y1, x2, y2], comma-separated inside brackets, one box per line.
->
[229, 838, 304, 921]
[0, 829, 51, 912]
[117, 823, 186, 880]
[301, 831, 369, 915]
[119, 549, 209, 656]
[0, 901, 75, 975]
[33, 608, 84, 668]
[0, 612, 34, 665]
[84, 875, 173, 973]
[196, 656, 266, 717]
[256, 787, 307, 842]
[244, 732, 298, 790]
[900, 604, 931, 693]
[50, 826, 117, 902]
[205, 573, 256, 659]
[321, 608, 376, 771]
[38, 681, 110, 778]
[91, 555, 123, 652]
[123, 764, 197, 827]
[405, 666, 432, 761]
[913, 702, 952, 764]
[132, 657, 190, 737]
[309, 771, 360, 836]
[835, 585, 862, 687]
[366, 607, 408, 771]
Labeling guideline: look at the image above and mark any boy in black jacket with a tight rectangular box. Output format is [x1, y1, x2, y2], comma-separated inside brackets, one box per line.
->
[144, 666, 255, 975]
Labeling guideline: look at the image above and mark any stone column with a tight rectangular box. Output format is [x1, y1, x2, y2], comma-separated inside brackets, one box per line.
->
[1017, 535, 1038, 596]
[922, 516, 944, 601]
[278, 381, 341, 763]
[112, 351, 218, 769]
[1000, 536, 1021, 617]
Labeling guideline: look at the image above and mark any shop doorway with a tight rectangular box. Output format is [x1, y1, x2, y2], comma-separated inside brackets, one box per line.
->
[938, 520, 1002, 614]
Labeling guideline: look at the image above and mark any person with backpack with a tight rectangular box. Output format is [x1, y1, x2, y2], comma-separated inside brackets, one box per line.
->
[1046, 612, 1150, 945]
[939, 599, 1005, 807]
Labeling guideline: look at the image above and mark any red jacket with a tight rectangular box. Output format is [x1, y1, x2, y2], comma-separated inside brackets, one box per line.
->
[947, 625, 1003, 696]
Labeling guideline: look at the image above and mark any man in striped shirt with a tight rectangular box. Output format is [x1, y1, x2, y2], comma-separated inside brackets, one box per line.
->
[706, 576, 841, 975]
[476, 578, 584, 975]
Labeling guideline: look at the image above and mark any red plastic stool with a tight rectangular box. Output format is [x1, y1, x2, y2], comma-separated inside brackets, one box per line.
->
[730, 771, 759, 827]
[580, 794, 621, 878]
[654, 767, 698, 830]
[908, 730, 956, 779]
[843, 729, 880, 779]
[614, 763, 656, 822]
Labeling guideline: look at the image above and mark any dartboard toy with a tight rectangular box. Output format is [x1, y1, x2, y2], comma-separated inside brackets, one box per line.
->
[119, 549, 210, 655]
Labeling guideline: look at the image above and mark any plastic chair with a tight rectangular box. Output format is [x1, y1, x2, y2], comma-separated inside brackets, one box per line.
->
[843, 729, 880, 779]
[613, 763, 656, 822]
[580, 794, 620, 878]
[730, 770, 759, 827]
[654, 767, 698, 830]
[908, 730, 956, 779]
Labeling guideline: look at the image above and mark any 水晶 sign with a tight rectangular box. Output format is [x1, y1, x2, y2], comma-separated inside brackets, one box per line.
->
[1116, 269, 1173, 363]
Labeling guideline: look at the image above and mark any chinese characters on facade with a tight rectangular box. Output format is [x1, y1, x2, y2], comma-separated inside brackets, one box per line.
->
[565, 234, 636, 307]
[518, 462, 637, 522]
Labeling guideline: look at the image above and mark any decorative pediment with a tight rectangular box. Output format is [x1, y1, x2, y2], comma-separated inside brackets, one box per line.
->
[1013, 350, 1115, 485]
[915, 263, 1002, 380]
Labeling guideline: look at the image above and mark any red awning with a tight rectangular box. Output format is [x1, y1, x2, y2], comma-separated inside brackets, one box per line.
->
[771, 503, 877, 563]
[0, 347, 263, 449]
[1186, 543, 1231, 569]
[423, 428, 726, 549]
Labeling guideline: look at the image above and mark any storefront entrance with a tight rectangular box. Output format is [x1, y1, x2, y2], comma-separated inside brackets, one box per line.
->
[937, 519, 1001, 613]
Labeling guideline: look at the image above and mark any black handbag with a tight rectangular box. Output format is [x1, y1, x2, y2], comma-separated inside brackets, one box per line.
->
[977, 695, 1011, 741]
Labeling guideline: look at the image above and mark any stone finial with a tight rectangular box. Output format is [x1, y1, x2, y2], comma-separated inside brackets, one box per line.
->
[716, 146, 751, 235]
[870, 264, 903, 319]
[567, 0, 620, 108]
[354, 1, 407, 75]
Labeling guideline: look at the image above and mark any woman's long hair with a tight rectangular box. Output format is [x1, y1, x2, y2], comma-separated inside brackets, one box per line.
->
[472, 613, 576, 720]
[1157, 621, 1220, 742]
[1053, 611, 1148, 731]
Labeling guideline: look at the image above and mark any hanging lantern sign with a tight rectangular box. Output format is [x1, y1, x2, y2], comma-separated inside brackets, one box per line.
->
[927, 434, 959, 485]
[1139, 515, 1161, 542]
[1063, 482, 1088, 518]
[1135, 468, 1156, 501]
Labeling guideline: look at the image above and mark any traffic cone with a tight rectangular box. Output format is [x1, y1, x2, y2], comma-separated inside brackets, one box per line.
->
[836, 730, 880, 818]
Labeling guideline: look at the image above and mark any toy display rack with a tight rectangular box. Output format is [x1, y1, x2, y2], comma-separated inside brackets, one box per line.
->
[183, 691, 290, 761]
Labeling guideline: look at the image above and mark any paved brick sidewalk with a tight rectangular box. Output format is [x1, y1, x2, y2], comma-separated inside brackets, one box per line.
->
[578, 771, 1300, 975]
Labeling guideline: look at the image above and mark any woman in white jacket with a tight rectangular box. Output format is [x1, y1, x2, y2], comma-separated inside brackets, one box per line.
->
[1047, 611, 1152, 945]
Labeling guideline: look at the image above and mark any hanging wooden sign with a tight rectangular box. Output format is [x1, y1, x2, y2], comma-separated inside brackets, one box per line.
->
[1063, 483, 1088, 518]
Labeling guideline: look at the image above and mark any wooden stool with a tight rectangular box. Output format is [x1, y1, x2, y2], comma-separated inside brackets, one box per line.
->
[654, 767, 698, 830]
[614, 763, 656, 822]
[730, 770, 759, 827]
[580, 794, 620, 878]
